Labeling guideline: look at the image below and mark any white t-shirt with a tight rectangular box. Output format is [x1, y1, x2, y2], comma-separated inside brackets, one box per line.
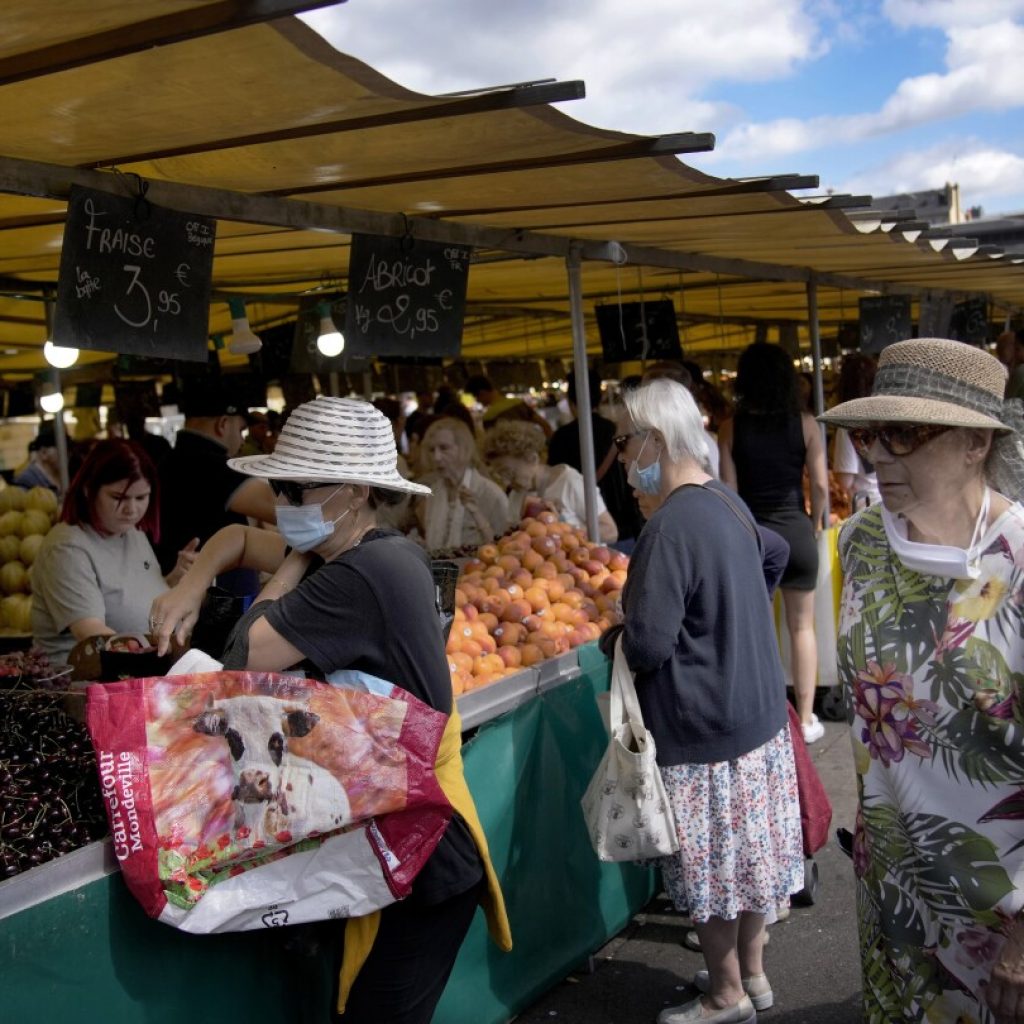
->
[31, 523, 168, 663]
[833, 428, 881, 507]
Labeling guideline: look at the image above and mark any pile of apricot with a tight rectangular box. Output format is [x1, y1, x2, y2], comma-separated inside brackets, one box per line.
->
[447, 512, 627, 694]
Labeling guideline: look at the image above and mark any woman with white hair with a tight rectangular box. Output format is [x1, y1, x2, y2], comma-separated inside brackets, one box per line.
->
[605, 379, 803, 1024]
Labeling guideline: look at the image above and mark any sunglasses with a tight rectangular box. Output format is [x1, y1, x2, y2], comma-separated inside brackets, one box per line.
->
[269, 479, 333, 506]
[613, 432, 640, 453]
[849, 423, 953, 458]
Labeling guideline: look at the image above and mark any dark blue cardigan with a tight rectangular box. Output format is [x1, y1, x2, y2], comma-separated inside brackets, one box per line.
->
[618, 482, 789, 766]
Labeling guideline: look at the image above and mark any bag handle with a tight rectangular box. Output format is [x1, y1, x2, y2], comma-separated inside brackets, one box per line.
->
[609, 634, 645, 731]
[702, 484, 762, 555]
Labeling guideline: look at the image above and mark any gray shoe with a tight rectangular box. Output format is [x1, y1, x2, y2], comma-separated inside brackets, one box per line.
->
[693, 971, 773, 1011]
[657, 993, 756, 1024]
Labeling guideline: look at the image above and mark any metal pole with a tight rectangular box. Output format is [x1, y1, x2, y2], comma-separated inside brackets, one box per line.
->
[806, 273, 829, 526]
[42, 300, 70, 493]
[566, 246, 600, 541]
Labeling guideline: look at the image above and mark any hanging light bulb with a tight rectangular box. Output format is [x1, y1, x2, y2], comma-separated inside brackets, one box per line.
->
[316, 301, 345, 357]
[40, 385, 64, 414]
[227, 298, 262, 355]
[43, 340, 79, 368]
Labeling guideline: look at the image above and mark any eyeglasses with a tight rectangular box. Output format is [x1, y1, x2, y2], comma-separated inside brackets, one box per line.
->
[269, 479, 332, 506]
[849, 423, 953, 458]
[613, 432, 640, 453]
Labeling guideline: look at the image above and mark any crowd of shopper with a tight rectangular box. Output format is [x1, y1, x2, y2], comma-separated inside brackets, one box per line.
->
[19, 330, 1024, 1023]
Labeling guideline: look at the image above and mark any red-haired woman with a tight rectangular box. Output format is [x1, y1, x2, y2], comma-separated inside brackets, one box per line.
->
[31, 439, 196, 664]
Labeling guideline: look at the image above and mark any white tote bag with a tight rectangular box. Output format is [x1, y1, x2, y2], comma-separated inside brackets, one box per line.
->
[581, 636, 679, 861]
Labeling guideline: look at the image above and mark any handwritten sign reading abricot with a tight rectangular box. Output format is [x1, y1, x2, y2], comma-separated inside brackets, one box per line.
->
[344, 234, 471, 357]
[54, 185, 216, 362]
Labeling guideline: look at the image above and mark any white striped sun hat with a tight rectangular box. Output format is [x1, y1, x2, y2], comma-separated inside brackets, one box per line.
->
[228, 396, 431, 495]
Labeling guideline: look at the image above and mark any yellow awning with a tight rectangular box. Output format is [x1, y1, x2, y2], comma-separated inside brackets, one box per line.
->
[0, 4, 1020, 383]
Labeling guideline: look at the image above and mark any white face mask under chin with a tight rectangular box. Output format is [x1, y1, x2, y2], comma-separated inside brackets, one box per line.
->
[881, 487, 991, 580]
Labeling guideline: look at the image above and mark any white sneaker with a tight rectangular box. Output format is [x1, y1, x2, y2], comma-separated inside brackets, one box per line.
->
[802, 713, 825, 745]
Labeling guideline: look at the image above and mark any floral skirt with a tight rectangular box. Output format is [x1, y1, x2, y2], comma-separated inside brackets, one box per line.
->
[660, 725, 804, 923]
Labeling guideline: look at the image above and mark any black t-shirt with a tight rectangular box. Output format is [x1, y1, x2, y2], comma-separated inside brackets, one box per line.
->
[156, 430, 258, 597]
[264, 529, 483, 905]
[547, 413, 644, 540]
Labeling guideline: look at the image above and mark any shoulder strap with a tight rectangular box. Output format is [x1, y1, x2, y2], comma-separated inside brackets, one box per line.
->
[702, 484, 760, 547]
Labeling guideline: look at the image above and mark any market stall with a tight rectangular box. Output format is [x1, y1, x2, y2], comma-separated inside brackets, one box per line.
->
[0, 640, 655, 1024]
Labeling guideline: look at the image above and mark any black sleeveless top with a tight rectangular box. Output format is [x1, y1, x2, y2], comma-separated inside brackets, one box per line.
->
[732, 413, 807, 519]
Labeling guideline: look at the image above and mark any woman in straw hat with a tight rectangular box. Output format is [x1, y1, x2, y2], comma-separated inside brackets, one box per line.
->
[149, 396, 510, 1023]
[821, 338, 1024, 1024]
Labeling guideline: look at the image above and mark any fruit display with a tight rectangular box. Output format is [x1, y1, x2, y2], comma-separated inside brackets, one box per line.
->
[0, 650, 107, 880]
[446, 512, 628, 694]
[0, 485, 60, 634]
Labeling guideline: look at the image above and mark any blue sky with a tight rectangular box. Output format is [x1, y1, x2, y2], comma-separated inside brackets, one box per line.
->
[303, 0, 1024, 218]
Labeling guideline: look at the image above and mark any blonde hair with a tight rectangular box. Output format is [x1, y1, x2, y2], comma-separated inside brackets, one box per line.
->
[420, 416, 481, 473]
[480, 420, 546, 462]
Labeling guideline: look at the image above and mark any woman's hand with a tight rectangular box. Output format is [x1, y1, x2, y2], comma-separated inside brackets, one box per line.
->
[457, 484, 480, 514]
[149, 575, 207, 657]
[986, 925, 1024, 1023]
[163, 537, 200, 587]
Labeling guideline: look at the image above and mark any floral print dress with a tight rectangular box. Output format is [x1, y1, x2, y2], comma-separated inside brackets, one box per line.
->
[838, 503, 1024, 1023]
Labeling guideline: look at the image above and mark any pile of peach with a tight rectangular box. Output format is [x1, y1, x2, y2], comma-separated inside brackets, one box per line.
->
[447, 512, 628, 694]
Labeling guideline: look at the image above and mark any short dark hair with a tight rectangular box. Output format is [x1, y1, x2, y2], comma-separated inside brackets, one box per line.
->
[464, 375, 494, 399]
[62, 439, 161, 541]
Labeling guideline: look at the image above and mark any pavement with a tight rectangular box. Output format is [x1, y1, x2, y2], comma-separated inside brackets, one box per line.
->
[513, 716, 863, 1024]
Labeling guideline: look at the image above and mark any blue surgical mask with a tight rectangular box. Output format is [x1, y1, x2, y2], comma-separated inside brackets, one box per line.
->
[275, 486, 350, 553]
[627, 433, 662, 495]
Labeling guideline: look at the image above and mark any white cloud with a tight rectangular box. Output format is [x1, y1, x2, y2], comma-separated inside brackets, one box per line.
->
[834, 139, 1024, 212]
[302, 0, 823, 134]
[707, 18, 1024, 162]
[883, 0, 1024, 29]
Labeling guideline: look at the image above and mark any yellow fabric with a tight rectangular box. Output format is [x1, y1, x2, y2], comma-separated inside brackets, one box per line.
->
[337, 705, 511, 1014]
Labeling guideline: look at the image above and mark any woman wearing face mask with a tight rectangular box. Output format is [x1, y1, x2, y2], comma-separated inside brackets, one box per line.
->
[603, 379, 803, 1024]
[149, 397, 510, 1024]
[820, 338, 1024, 1024]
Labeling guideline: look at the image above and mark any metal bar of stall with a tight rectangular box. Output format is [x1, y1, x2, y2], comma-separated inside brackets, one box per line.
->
[806, 272, 830, 526]
[42, 300, 70, 492]
[566, 246, 600, 541]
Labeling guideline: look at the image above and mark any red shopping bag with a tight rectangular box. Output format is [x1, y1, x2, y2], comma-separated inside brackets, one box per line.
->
[86, 670, 452, 933]
[787, 703, 832, 857]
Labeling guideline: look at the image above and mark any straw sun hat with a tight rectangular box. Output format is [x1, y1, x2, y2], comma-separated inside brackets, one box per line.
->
[820, 337, 1010, 432]
[229, 396, 431, 495]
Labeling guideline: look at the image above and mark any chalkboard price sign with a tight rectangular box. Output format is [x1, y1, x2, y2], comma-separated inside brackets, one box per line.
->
[858, 295, 912, 354]
[595, 300, 682, 363]
[948, 297, 989, 345]
[53, 184, 216, 362]
[344, 233, 471, 357]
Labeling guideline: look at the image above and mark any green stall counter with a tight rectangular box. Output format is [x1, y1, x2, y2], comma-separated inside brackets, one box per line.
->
[0, 644, 656, 1024]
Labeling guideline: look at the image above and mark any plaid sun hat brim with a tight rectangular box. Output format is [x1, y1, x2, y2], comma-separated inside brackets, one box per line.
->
[819, 396, 1008, 432]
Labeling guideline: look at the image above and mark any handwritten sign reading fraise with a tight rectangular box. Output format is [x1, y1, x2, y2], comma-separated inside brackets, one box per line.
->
[54, 185, 216, 362]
